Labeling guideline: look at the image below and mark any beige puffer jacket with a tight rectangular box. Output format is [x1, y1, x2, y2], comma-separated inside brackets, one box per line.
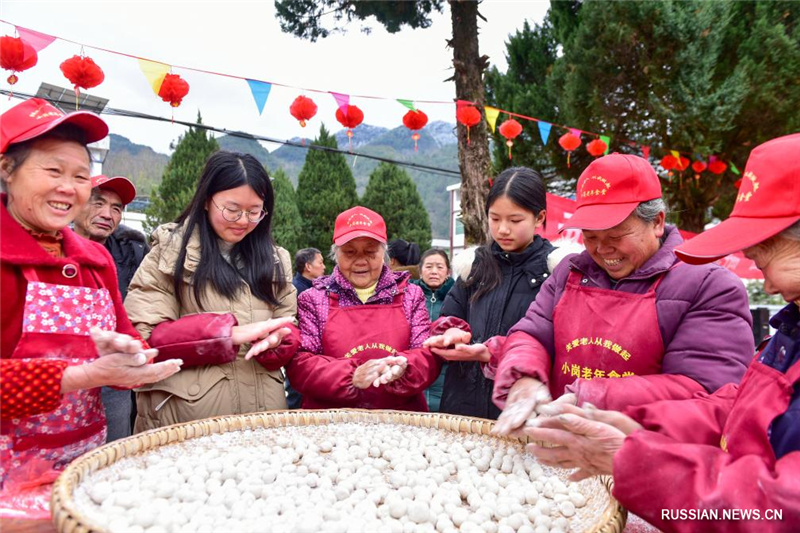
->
[124, 222, 296, 432]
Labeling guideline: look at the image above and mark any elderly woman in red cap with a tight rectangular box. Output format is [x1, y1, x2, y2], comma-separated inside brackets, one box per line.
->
[466, 153, 755, 434]
[0, 98, 182, 516]
[286, 206, 442, 410]
[522, 133, 800, 531]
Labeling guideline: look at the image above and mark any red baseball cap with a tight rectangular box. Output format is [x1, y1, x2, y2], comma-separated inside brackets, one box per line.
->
[333, 206, 387, 246]
[560, 153, 662, 232]
[0, 97, 108, 153]
[92, 175, 137, 206]
[676, 133, 800, 264]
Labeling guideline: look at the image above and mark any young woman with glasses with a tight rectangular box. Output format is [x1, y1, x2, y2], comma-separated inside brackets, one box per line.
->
[124, 151, 298, 431]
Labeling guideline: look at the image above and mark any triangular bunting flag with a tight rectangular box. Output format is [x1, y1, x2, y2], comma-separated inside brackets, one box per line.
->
[484, 107, 500, 133]
[670, 150, 680, 159]
[599, 135, 611, 155]
[538, 122, 552, 145]
[246, 79, 272, 115]
[570, 128, 582, 138]
[16, 26, 56, 52]
[642, 145, 651, 159]
[330, 92, 350, 113]
[397, 99, 416, 112]
[730, 162, 741, 175]
[138, 59, 170, 94]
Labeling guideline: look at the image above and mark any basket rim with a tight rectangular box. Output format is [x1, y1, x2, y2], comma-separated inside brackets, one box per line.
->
[51, 409, 627, 533]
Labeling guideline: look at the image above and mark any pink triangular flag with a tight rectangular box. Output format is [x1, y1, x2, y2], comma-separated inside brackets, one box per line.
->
[642, 145, 651, 159]
[16, 26, 56, 53]
[330, 92, 350, 114]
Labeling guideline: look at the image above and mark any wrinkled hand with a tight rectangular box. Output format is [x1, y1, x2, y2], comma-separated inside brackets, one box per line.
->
[423, 328, 471, 349]
[430, 343, 490, 363]
[62, 329, 183, 393]
[231, 317, 295, 360]
[523, 412, 628, 481]
[535, 401, 643, 437]
[492, 377, 552, 436]
[371, 356, 408, 387]
[352, 359, 389, 389]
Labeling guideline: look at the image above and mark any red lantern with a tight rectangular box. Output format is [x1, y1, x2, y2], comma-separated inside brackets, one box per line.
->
[498, 119, 523, 160]
[0, 36, 37, 85]
[335, 105, 364, 151]
[708, 160, 727, 174]
[558, 132, 582, 168]
[402, 109, 428, 152]
[691, 160, 707, 173]
[660, 155, 678, 171]
[60, 55, 104, 102]
[586, 138, 607, 157]
[290, 95, 317, 127]
[158, 73, 190, 108]
[456, 105, 481, 144]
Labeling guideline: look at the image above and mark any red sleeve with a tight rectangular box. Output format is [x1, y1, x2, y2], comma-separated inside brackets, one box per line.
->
[612, 430, 800, 532]
[565, 373, 706, 411]
[492, 330, 552, 408]
[253, 324, 301, 371]
[481, 335, 507, 380]
[383, 347, 441, 397]
[148, 313, 238, 367]
[430, 316, 471, 336]
[1, 358, 68, 419]
[285, 351, 361, 405]
[623, 383, 739, 445]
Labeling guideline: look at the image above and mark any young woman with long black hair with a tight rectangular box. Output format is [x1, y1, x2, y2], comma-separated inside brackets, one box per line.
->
[425, 167, 553, 419]
[125, 151, 298, 431]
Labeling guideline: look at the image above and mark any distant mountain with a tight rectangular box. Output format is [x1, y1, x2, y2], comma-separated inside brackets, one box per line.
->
[103, 134, 169, 196]
[108, 122, 460, 239]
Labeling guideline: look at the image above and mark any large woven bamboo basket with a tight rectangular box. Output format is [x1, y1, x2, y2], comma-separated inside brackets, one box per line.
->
[52, 409, 627, 533]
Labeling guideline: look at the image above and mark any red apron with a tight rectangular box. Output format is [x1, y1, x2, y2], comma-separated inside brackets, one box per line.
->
[719, 356, 800, 464]
[551, 269, 667, 398]
[313, 284, 428, 411]
[0, 266, 112, 518]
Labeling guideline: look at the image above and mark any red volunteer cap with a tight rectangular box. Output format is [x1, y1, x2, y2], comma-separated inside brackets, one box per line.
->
[0, 97, 108, 154]
[333, 206, 387, 246]
[560, 153, 662, 232]
[676, 133, 800, 264]
[92, 175, 137, 206]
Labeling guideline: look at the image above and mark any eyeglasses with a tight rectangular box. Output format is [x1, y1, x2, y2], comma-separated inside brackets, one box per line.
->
[210, 199, 267, 224]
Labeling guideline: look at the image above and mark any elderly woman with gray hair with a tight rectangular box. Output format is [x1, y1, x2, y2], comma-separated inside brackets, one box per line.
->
[285, 206, 442, 410]
[481, 153, 756, 434]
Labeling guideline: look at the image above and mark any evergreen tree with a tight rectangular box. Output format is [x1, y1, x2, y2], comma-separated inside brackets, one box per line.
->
[296, 125, 358, 255]
[144, 112, 219, 234]
[361, 163, 432, 251]
[270, 168, 304, 256]
[275, 0, 492, 245]
[486, 1, 800, 232]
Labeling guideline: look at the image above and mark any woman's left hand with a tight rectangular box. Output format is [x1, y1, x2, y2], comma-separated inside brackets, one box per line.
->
[234, 316, 295, 360]
[522, 410, 628, 481]
[423, 327, 471, 349]
[430, 343, 490, 363]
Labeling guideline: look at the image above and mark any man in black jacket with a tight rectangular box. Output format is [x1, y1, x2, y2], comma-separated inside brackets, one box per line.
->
[73, 175, 148, 441]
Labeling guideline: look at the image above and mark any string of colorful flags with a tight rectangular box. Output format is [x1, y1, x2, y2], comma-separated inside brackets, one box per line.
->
[0, 20, 742, 179]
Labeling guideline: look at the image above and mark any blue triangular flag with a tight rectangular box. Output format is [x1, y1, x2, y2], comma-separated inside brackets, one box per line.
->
[538, 122, 552, 145]
[246, 79, 272, 115]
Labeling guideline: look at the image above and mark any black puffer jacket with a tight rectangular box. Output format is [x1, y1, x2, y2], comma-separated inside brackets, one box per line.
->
[105, 224, 148, 300]
[439, 237, 554, 419]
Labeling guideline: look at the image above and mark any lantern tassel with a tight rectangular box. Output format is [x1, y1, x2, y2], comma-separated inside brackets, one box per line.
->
[467, 126, 471, 145]
[507, 140, 513, 160]
[347, 129, 353, 152]
[74, 86, 80, 110]
[567, 152, 571, 168]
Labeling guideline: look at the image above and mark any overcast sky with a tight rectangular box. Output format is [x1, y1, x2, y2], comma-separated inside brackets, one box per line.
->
[0, 0, 549, 154]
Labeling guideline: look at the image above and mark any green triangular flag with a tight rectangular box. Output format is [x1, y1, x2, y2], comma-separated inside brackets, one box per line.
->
[397, 99, 417, 112]
[600, 135, 611, 155]
[730, 162, 741, 175]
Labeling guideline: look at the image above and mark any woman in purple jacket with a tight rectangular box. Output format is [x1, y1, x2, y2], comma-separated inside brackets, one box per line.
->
[469, 154, 755, 433]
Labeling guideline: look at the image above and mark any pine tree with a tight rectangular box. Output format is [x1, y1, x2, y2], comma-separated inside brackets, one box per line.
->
[361, 163, 432, 251]
[296, 125, 358, 255]
[144, 112, 219, 234]
[270, 168, 304, 256]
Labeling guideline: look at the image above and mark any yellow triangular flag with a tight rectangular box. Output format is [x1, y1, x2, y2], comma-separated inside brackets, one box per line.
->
[670, 150, 680, 160]
[138, 59, 171, 95]
[484, 107, 500, 133]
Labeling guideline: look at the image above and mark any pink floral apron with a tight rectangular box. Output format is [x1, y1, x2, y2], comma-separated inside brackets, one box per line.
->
[0, 265, 114, 519]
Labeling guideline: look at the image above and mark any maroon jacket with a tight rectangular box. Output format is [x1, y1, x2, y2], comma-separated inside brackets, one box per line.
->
[493, 226, 754, 410]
